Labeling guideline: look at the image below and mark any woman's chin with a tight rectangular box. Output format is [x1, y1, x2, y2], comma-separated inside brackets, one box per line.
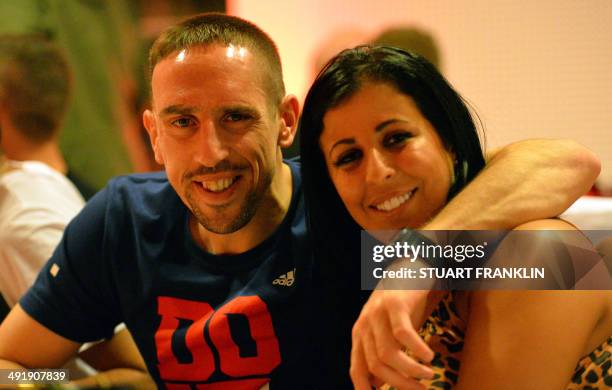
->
[361, 218, 417, 233]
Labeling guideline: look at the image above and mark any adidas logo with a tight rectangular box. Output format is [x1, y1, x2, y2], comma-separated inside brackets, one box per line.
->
[273, 269, 296, 287]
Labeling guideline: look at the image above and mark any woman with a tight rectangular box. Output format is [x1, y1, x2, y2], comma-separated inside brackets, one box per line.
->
[299, 46, 612, 389]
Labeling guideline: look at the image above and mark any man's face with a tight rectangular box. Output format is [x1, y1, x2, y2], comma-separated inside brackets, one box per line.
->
[144, 44, 284, 234]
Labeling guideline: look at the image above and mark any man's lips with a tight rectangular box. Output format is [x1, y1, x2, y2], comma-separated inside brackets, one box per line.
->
[197, 175, 241, 193]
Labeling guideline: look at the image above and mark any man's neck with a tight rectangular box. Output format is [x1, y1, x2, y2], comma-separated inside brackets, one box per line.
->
[190, 162, 294, 255]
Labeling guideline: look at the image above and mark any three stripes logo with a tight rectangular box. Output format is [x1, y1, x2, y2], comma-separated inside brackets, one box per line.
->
[273, 269, 296, 287]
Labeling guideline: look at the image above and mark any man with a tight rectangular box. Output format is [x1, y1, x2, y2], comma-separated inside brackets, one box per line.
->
[0, 14, 599, 389]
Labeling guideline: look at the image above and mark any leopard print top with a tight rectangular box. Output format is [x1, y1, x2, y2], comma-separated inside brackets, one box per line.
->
[390, 292, 611, 389]
[416, 292, 465, 389]
[567, 336, 612, 389]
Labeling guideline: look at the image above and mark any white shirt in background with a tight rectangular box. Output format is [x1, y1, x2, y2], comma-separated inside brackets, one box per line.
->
[0, 160, 84, 307]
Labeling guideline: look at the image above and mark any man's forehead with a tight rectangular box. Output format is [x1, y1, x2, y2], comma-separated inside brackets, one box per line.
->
[152, 44, 269, 90]
[152, 43, 268, 77]
[150, 44, 277, 111]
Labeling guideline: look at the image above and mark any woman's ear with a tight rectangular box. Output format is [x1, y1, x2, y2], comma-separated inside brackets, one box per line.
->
[447, 150, 457, 184]
[277, 95, 300, 148]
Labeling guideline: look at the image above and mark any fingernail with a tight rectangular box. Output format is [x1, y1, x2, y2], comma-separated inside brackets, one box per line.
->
[422, 367, 435, 379]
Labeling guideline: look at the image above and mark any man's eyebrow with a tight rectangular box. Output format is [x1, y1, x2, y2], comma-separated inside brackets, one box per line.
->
[220, 105, 260, 116]
[160, 105, 197, 116]
[375, 118, 410, 132]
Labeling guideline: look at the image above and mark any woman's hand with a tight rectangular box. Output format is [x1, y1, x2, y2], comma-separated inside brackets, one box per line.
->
[350, 289, 439, 389]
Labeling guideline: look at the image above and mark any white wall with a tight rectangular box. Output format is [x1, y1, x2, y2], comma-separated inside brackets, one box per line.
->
[228, 0, 612, 188]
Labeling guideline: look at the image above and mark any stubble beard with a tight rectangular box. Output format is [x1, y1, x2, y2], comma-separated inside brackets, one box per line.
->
[187, 168, 274, 234]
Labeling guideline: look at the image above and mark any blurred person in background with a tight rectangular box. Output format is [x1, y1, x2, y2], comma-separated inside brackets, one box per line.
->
[286, 25, 442, 160]
[0, 33, 87, 310]
[371, 26, 442, 69]
[0, 33, 152, 388]
[284, 27, 369, 159]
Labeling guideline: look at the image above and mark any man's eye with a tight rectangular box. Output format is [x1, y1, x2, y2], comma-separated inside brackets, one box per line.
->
[383, 132, 412, 148]
[171, 117, 194, 128]
[334, 149, 362, 167]
[224, 112, 252, 122]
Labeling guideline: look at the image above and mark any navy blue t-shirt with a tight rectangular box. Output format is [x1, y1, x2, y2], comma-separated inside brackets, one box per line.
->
[20, 160, 319, 389]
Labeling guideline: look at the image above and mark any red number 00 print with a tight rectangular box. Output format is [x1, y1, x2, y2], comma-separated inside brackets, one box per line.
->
[154, 295, 281, 382]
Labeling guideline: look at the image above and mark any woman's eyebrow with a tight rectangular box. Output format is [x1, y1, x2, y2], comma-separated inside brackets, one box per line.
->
[375, 118, 410, 132]
[327, 119, 413, 157]
[329, 138, 355, 157]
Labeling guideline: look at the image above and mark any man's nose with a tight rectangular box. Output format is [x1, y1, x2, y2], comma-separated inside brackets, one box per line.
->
[194, 121, 229, 167]
[365, 149, 395, 184]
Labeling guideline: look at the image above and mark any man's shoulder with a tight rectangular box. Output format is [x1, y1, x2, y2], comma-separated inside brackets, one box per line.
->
[109, 171, 169, 186]
[68, 171, 184, 243]
[106, 171, 171, 198]
[279, 157, 307, 239]
[285, 156, 301, 169]
[102, 171, 183, 217]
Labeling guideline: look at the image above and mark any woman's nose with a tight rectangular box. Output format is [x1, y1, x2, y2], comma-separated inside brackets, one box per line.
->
[365, 149, 395, 184]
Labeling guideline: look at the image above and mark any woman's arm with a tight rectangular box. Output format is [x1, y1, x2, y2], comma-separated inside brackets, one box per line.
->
[459, 290, 609, 389]
[456, 219, 612, 389]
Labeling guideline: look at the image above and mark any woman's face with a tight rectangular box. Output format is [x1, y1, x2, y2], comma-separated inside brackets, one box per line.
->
[319, 82, 454, 231]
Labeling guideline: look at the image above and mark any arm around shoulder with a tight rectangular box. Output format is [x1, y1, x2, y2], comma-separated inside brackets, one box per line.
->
[488, 139, 601, 213]
[428, 139, 601, 230]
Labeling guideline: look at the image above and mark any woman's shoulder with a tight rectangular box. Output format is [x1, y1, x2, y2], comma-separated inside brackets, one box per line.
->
[512, 217, 577, 231]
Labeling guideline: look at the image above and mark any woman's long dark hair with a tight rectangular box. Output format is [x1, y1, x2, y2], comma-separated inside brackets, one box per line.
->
[299, 45, 486, 386]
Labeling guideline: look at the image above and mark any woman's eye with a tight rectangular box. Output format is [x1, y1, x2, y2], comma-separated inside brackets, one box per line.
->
[334, 149, 362, 167]
[383, 132, 412, 147]
[171, 117, 194, 128]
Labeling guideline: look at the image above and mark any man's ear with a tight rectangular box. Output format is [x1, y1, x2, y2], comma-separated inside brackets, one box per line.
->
[143, 109, 164, 165]
[277, 94, 300, 148]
